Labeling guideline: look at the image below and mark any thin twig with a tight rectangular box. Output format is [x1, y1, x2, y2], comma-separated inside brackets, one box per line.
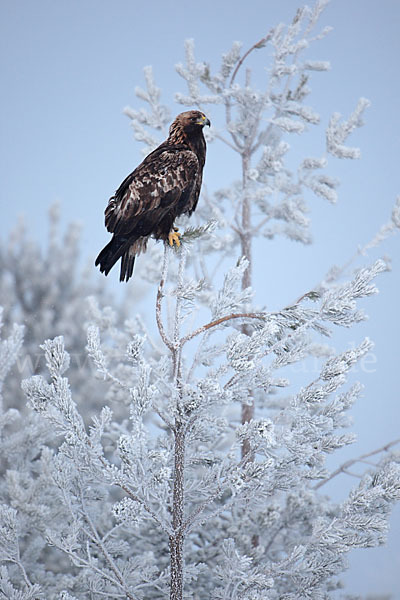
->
[92, 450, 172, 536]
[229, 32, 274, 89]
[186, 327, 213, 384]
[172, 248, 187, 383]
[153, 404, 175, 431]
[51, 540, 130, 595]
[79, 484, 136, 600]
[314, 438, 400, 490]
[156, 245, 173, 351]
[116, 479, 172, 537]
[226, 31, 274, 157]
[10, 558, 33, 590]
[183, 446, 255, 534]
[253, 213, 272, 234]
[181, 312, 266, 346]
[289, 206, 397, 308]
[213, 130, 241, 153]
[89, 591, 126, 599]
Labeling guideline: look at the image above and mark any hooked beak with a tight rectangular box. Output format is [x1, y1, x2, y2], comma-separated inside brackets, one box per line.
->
[197, 115, 211, 127]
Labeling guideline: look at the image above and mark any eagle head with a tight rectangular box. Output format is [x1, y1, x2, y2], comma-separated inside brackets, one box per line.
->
[170, 110, 211, 137]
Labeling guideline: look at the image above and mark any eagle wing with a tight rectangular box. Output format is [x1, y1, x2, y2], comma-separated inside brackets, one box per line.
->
[104, 146, 200, 236]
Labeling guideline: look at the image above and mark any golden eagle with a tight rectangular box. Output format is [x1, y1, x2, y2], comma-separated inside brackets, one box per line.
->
[95, 110, 210, 282]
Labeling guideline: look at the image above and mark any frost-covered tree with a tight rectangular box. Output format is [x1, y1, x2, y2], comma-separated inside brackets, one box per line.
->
[1, 2, 400, 599]
[0, 204, 131, 416]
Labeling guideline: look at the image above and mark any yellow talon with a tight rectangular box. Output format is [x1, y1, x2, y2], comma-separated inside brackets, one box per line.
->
[168, 228, 181, 248]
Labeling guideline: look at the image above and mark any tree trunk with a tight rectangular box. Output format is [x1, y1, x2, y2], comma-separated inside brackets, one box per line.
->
[241, 153, 254, 460]
[169, 424, 185, 600]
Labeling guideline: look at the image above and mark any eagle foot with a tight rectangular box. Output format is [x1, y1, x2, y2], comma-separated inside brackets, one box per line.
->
[168, 228, 181, 248]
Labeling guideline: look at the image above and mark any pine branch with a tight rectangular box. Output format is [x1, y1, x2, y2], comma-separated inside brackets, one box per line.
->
[314, 438, 400, 489]
[181, 312, 266, 346]
[78, 485, 135, 600]
[229, 31, 274, 88]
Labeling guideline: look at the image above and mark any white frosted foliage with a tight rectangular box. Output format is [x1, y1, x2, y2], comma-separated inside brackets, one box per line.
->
[0, 3, 399, 599]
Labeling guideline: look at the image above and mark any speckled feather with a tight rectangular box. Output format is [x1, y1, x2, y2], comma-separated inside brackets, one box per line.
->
[95, 110, 209, 282]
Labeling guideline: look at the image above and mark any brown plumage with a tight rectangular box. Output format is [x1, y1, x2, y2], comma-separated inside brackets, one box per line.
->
[95, 110, 210, 282]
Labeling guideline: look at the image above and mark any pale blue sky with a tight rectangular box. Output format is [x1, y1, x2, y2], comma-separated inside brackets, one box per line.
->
[1, 0, 400, 596]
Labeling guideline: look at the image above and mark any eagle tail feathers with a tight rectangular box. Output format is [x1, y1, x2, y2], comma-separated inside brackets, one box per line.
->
[95, 236, 134, 279]
[119, 251, 136, 282]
